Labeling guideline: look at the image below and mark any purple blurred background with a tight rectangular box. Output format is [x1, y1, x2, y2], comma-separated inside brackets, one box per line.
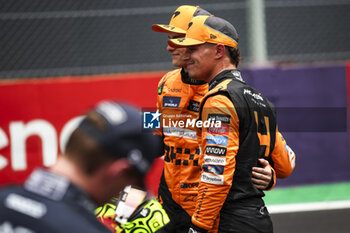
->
[241, 63, 349, 187]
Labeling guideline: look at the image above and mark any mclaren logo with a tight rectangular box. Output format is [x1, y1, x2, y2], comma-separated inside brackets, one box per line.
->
[210, 34, 217, 39]
[187, 22, 193, 30]
[177, 38, 185, 42]
[173, 11, 180, 18]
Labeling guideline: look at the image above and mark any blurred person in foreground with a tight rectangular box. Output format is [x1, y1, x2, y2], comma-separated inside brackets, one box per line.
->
[152, 5, 281, 233]
[0, 101, 163, 233]
[168, 15, 295, 233]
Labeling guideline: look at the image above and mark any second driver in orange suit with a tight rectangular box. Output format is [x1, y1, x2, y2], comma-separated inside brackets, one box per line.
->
[151, 5, 294, 233]
[169, 15, 296, 233]
[152, 6, 212, 232]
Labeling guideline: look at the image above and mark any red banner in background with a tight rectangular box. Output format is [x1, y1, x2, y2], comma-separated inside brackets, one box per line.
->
[0, 72, 165, 194]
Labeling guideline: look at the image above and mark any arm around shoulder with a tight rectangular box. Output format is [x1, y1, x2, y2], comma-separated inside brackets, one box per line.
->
[271, 131, 296, 179]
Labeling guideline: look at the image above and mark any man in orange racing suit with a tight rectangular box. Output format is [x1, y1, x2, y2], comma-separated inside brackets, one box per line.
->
[153, 6, 295, 233]
[152, 7, 212, 232]
[168, 15, 295, 233]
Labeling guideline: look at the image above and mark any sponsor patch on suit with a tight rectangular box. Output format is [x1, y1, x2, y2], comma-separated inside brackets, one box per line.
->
[206, 135, 228, 146]
[203, 164, 224, 175]
[203, 156, 226, 165]
[163, 96, 181, 108]
[201, 173, 224, 185]
[205, 146, 227, 156]
[187, 99, 200, 112]
[207, 124, 229, 135]
[207, 114, 230, 124]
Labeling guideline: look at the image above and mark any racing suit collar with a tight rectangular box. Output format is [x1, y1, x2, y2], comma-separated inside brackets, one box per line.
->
[209, 69, 244, 91]
[24, 168, 97, 213]
[181, 68, 207, 85]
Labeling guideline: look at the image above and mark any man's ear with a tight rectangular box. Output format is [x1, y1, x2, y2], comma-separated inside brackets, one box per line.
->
[215, 44, 226, 59]
[104, 158, 143, 189]
[106, 158, 132, 177]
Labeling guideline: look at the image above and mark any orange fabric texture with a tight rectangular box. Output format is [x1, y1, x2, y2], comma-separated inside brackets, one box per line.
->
[157, 69, 208, 216]
[193, 94, 238, 231]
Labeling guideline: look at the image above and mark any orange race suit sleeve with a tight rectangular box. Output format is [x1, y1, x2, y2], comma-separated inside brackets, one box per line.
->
[270, 131, 296, 178]
[264, 131, 295, 190]
[154, 73, 168, 137]
[192, 94, 239, 231]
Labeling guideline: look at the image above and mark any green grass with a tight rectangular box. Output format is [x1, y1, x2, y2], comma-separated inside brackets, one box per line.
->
[263, 182, 350, 205]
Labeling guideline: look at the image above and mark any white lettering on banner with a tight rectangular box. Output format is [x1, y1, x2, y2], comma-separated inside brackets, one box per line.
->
[0, 117, 83, 171]
[59, 116, 84, 153]
[0, 128, 9, 170]
[10, 120, 58, 170]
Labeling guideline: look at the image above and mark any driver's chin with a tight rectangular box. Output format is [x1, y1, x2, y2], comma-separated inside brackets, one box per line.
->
[188, 70, 200, 81]
[172, 59, 187, 68]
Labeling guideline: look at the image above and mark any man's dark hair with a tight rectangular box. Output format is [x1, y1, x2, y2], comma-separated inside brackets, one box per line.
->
[65, 112, 113, 175]
[226, 46, 241, 67]
[64, 111, 145, 187]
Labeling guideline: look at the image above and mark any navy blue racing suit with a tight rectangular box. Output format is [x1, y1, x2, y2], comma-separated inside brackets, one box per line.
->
[0, 169, 111, 233]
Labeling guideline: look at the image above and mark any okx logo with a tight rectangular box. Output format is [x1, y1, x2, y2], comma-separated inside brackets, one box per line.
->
[143, 110, 161, 129]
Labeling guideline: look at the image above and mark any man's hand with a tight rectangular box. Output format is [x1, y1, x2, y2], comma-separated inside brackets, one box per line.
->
[252, 159, 272, 190]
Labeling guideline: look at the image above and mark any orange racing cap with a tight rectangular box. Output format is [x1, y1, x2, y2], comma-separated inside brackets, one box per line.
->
[168, 15, 239, 48]
[152, 5, 211, 34]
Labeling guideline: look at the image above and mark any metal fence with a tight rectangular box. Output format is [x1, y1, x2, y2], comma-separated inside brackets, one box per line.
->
[0, 0, 349, 79]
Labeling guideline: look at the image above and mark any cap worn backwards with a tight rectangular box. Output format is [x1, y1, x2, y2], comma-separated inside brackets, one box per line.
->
[168, 15, 239, 48]
[152, 5, 211, 34]
[78, 101, 162, 175]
